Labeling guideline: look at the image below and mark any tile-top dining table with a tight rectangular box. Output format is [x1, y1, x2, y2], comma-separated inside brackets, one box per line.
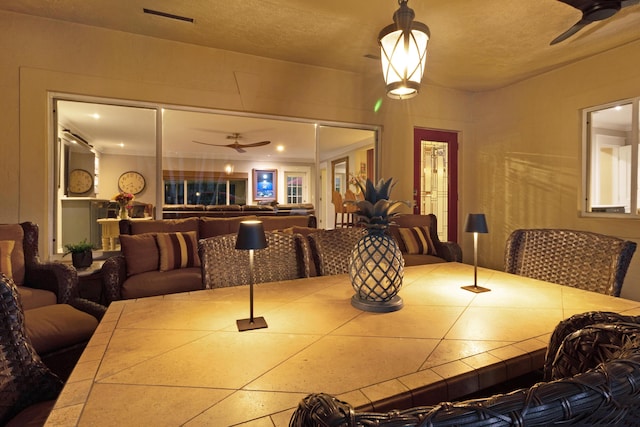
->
[46, 262, 640, 426]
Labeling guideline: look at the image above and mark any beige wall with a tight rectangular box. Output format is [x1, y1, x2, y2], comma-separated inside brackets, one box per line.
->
[469, 40, 640, 300]
[4, 11, 638, 299]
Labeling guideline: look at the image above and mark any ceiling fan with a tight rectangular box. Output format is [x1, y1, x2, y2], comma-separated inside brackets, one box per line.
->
[192, 133, 271, 153]
[550, 0, 640, 45]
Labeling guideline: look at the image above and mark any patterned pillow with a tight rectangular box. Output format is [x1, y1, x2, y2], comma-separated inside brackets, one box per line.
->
[398, 226, 436, 255]
[156, 231, 201, 272]
[0, 240, 15, 279]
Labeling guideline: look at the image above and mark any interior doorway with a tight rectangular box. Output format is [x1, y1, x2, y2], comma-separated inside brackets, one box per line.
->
[413, 128, 459, 242]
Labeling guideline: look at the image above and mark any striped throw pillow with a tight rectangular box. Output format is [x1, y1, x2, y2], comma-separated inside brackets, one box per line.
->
[398, 226, 436, 255]
[156, 231, 201, 271]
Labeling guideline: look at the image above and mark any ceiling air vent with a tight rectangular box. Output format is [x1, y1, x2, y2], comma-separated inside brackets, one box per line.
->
[143, 8, 194, 23]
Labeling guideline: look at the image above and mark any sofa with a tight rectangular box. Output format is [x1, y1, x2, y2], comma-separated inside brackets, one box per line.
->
[102, 215, 317, 303]
[388, 214, 462, 266]
[162, 203, 315, 219]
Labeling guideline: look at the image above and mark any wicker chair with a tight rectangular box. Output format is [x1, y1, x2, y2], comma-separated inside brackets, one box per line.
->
[0, 273, 64, 426]
[504, 228, 636, 296]
[200, 231, 310, 288]
[290, 310, 640, 426]
[307, 228, 366, 276]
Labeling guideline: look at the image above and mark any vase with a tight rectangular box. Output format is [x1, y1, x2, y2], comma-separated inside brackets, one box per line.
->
[71, 250, 93, 269]
[348, 230, 405, 312]
[119, 204, 129, 219]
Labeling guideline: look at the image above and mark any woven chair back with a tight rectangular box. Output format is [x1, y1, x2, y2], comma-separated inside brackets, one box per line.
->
[199, 231, 309, 288]
[0, 273, 62, 425]
[504, 228, 636, 296]
[307, 228, 366, 276]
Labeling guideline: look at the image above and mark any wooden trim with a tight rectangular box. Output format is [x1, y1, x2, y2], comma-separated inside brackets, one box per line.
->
[162, 170, 248, 180]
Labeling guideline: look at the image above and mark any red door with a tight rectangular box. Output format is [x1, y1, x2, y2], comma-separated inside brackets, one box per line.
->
[413, 128, 459, 242]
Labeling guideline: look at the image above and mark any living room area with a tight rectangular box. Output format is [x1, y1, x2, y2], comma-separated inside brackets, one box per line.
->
[3, 1, 640, 425]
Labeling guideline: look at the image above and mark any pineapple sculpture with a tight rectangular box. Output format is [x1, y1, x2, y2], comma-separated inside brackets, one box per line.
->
[348, 178, 409, 312]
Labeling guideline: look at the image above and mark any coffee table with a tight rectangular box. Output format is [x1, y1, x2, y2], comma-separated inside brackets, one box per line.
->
[46, 262, 640, 426]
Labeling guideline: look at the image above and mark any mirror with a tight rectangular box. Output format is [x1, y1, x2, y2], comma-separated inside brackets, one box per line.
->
[331, 157, 349, 194]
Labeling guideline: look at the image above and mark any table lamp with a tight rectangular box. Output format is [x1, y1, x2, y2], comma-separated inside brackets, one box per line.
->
[235, 220, 268, 331]
[461, 213, 490, 293]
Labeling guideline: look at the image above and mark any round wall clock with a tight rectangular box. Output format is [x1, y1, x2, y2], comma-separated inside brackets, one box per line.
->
[68, 169, 93, 194]
[118, 171, 146, 195]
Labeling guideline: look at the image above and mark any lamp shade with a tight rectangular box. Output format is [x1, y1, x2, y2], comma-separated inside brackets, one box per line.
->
[235, 220, 267, 250]
[464, 214, 488, 234]
[378, 0, 430, 99]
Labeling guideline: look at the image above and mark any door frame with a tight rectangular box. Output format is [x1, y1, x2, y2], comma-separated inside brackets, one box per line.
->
[413, 128, 459, 242]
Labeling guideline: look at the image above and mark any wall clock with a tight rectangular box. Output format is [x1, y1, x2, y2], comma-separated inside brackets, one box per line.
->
[118, 171, 146, 195]
[68, 169, 93, 194]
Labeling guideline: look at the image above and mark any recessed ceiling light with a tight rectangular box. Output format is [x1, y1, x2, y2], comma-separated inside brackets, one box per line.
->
[276, 145, 284, 152]
[91, 113, 100, 119]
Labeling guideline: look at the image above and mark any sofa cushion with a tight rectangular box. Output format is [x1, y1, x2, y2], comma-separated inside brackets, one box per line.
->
[24, 304, 98, 355]
[398, 226, 436, 255]
[129, 217, 199, 237]
[0, 240, 15, 279]
[0, 225, 25, 285]
[120, 233, 159, 276]
[199, 215, 257, 239]
[261, 215, 311, 231]
[121, 268, 203, 299]
[156, 231, 201, 271]
[16, 286, 57, 311]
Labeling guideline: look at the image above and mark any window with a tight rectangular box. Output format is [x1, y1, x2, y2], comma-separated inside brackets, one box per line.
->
[285, 172, 306, 204]
[583, 98, 640, 216]
[164, 175, 247, 205]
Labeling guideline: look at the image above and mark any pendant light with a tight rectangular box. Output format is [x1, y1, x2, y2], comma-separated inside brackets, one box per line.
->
[378, 0, 430, 99]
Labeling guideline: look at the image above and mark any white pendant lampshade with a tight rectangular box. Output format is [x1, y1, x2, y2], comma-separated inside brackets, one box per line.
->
[378, 0, 430, 99]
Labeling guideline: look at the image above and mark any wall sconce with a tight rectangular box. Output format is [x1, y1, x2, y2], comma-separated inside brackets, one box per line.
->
[235, 220, 268, 331]
[461, 213, 490, 293]
[378, 0, 430, 99]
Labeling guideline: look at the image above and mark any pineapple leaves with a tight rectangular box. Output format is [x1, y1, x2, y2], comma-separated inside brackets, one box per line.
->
[353, 177, 410, 230]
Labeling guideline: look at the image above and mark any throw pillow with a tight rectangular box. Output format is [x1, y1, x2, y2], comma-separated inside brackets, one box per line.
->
[156, 231, 201, 272]
[398, 226, 436, 255]
[0, 240, 15, 279]
[119, 234, 159, 276]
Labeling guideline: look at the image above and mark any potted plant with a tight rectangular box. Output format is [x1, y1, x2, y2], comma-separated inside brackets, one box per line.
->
[64, 239, 94, 269]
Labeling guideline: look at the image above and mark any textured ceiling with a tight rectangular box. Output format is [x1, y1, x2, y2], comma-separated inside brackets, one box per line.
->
[2, 0, 640, 91]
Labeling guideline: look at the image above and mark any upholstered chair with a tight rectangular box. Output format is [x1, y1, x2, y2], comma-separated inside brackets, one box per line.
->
[0, 222, 104, 379]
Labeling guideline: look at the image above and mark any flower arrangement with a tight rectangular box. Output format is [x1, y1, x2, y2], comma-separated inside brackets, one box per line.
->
[114, 192, 135, 207]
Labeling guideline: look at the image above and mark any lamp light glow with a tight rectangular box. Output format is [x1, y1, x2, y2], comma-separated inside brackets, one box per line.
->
[378, 0, 430, 99]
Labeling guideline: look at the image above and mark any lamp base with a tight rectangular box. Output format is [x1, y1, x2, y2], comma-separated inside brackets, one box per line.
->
[461, 285, 491, 293]
[236, 316, 268, 331]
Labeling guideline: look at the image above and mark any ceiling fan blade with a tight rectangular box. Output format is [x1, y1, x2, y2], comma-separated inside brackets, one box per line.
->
[235, 147, 246, 153]
[558, 0, 594, 10]
[192, 140, 224, 147]
[550, 19, 590, 45]
[239, 140, 271, 148]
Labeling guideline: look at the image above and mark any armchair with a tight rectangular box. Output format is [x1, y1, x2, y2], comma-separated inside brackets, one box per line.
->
[0, 222, 104, 379]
